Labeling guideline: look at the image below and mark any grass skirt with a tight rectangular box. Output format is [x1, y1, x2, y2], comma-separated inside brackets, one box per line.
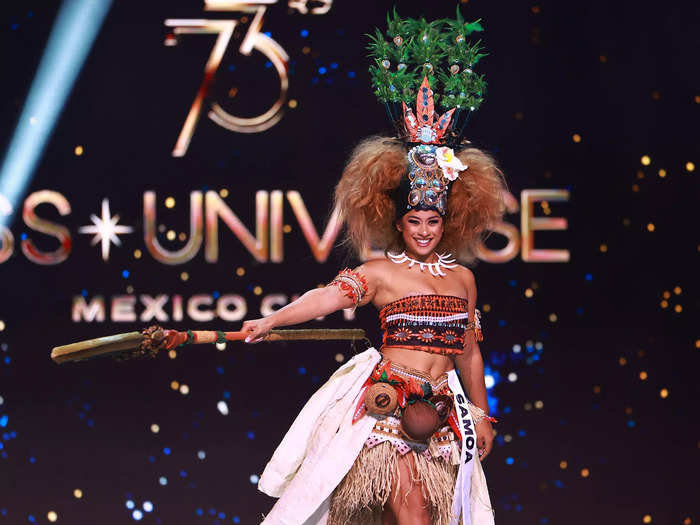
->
[328, 440, 459, 524]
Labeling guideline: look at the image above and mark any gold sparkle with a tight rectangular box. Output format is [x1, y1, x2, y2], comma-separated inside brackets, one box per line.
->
[534, 400, 544, 409]
[253, 286, 263, 296]
[548, 313, 558, 322]
[74, 145, 84, 156]
[599, 244, 607, 252]
[559, 460, 567, 469]
[695, 339, 700, 349]
[180, 272, 189, 282]
[283, 224, 292, 233]
[632, 184, 640, 192]
[531, 5, 540, 14]
[643, 515, 652, 524]
[683, 517, 691, 525]
[593, 385, 601, 394]
[219, 188, 229, 198]
[662, 290, 670, 299]
[639, 371, 648, 380]
[673, 286, 682, 295]
[168, 349, 177, 359]
[686, 162, 695, 172]
[228, 87, 238, 98]
[165, 197, 175, 208]
[170, 380, 179, 391]
[619, 357, 627, 366]
[150, 423, 160, 433]
[624, 407, 633, 415]
[599, 55, 607, 63]
[288, 99, 298, 109]
[47, 511, 58, 522]
[524, 288, 534, 298]
[524, 402, 532, 411]
[658, 169, 667, 178]
[166, 230, 176, 241]
[482, 304, 491, 312]
[641, 155, 651, 166]
[236, 267, 245, 276]
[335, 353, 345, 363]
[133, 249, 142, 259]
[0, 320, 5, 332]
[659, 388, 669, 399]
[636, 170, 645, 179]
[660, 300, 668, 308]
[646, 223, 655, 232]
[179, 384, 190, 395]
[73, 489, 83, 499]
[302, 46, 311, 54]
[178, 232, 186, 241]
[580, 468, 590, 478]
[674, 304, 683, 313]
[572, 133, 581, 143]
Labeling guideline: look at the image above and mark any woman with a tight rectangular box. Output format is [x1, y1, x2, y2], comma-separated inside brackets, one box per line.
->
[244, 11, 506, 525]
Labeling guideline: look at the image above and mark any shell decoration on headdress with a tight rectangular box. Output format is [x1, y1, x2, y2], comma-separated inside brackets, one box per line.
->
[367, 7, 486, 215]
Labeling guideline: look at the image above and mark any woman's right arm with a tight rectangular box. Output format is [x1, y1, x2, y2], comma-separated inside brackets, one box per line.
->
[241, 264, 379, 343]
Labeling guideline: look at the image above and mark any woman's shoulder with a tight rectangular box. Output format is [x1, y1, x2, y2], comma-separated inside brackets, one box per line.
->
[452, 264, 476, 288]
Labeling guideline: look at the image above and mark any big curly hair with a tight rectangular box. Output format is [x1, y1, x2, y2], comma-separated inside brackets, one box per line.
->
[334, 136, 506, 264]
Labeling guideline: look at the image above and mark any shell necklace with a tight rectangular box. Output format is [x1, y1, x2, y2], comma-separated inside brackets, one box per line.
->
[387, 251, 458, 277]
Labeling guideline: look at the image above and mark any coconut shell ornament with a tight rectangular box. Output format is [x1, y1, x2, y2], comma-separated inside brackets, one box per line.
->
[364, 382, 398, 416]
[400, 400, 441, 442]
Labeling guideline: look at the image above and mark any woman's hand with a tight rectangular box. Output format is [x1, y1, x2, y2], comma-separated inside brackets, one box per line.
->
[241, 317, 275, 344]
[475, 419, 494, 461]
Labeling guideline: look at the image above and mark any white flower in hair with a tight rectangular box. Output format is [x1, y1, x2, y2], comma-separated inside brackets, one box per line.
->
[436, 146, 467, 181]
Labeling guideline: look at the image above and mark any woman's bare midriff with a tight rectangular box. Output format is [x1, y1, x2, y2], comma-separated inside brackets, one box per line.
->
[380, 346, 455, 382]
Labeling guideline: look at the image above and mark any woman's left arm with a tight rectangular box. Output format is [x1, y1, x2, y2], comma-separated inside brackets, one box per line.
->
[453, 268, 494, 460]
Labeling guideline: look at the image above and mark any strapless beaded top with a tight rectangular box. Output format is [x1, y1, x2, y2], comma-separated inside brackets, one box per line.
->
[378, 294, 472, 356]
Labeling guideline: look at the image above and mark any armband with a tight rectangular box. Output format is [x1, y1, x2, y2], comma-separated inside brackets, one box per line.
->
[465, 309, 484, 342]
[326, 268, 368, 308]
[467, 401, 497, 424]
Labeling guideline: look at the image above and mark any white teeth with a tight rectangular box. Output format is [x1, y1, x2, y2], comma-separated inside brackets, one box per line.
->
[416, 239, 431, 246]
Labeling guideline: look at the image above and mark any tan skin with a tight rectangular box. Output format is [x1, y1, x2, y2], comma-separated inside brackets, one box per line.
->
[242, 210, 493, 525]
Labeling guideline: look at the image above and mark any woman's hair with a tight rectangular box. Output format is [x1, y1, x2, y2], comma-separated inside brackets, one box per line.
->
[334, 135, 507, 265]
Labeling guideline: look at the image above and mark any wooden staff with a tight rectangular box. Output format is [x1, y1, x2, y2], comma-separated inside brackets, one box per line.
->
[50, 325, 367, 364]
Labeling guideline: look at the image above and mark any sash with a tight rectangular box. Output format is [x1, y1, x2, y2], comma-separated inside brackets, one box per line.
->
[447, 369, 477, 525]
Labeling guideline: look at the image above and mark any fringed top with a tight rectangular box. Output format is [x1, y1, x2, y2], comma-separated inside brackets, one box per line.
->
[379, 294, 476, 355]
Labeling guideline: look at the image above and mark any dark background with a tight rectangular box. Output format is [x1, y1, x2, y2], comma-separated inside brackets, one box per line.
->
[1, 0, 698, 524]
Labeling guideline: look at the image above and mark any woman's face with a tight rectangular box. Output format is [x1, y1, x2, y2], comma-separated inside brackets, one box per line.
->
[397, 210, 444, 259]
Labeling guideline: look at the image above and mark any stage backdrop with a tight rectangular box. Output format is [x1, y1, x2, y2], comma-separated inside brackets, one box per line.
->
[0, 1, 697, 524]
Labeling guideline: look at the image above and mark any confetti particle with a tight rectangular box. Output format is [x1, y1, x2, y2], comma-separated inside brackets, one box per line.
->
[288, 99, 298, 108]
[166, 230, 176, 241]
[524, 402, 533, 411]
[143, 501, 154, 512]
[170, 381, 179, 391]
[674, 305, 683, 313]
[482, 304, 491, 312]
[659, 388, 669, 398]
[335, 353, 345, 363]
[673, 286, 682, 295]
[524, 288, 534, 298]
[660, 300, 669, 308]
[572, 133, 581, 143]
[132, 509, 143, 520]
[165, 197, 175, 208]
[646, 223, 655, 232]
[179, 384, 190, 395]
[686, 162, 695, 172]
[593, 385, 601, 394]
[662, 290, 671, 299]
[47, 511, 58, 522]
[74, 145, 84, 156]
[168, 350, 177, 359]
[503, 434, 512, 442]
[658, 169, 667, 178]
[559, 460, 567, 469]
[253, 286, 263, 295]
[180, 272, 189, 281]
[197, 450, 206, 460]
[219, 188, 229, 198]
[236, 267, 245, 276]
[599, 244, 607, 252]
[133, 249, 142, 259]
[217, 401, 229, 416]
[534, 400, 544, 409]
[507, 372, 518, 382]
[643, 515, 652, 524]
[548, 313, 558, 322]
[216, 342, 227, 351]
[150, 424, 160, 434]
[580, 468, 590, 478]
[159, 476, 167, 486]
[126, 500, 135, 509]
[639, 371, 648, 380]
[0, 320, 5, 331]
[73, 489, 83, 499]
[250, 474, 259, 484]
[283, 224, 292, 233]
[641, 155, 651, 166]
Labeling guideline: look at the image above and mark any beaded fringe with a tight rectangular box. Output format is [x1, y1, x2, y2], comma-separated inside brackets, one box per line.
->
[328, 442, 458, 525]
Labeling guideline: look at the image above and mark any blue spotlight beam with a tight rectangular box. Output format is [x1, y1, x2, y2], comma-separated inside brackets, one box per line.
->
[0, 0, 113, 228]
